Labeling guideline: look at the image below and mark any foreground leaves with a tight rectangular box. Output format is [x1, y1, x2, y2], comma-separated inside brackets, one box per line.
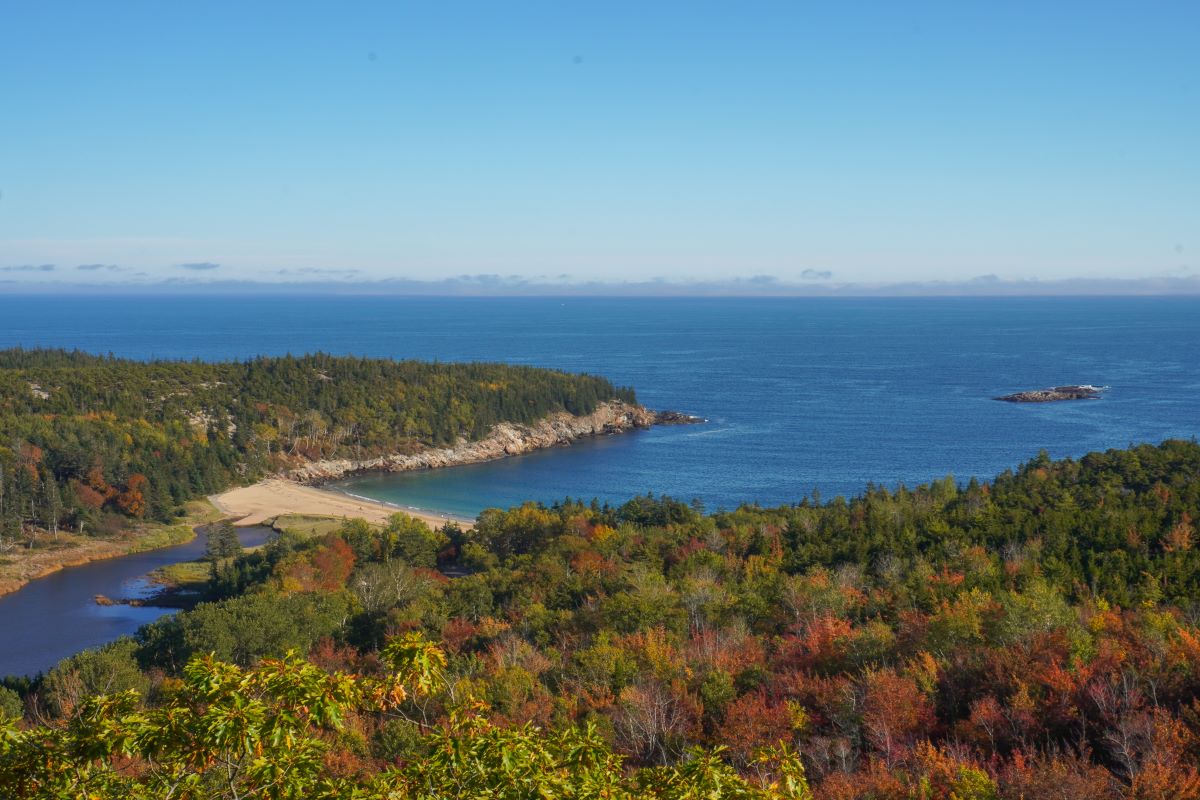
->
[0, 633, 812, 800]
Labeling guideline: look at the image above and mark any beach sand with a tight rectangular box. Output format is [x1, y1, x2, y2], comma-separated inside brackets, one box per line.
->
[211, 478, 472, 530]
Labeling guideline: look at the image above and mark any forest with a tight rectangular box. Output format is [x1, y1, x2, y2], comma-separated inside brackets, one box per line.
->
[3, 439, 1200, 798]
[0, 348, 635, 543]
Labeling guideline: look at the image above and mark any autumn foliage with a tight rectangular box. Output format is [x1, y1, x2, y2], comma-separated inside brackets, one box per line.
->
[10, 440, 1200, 798]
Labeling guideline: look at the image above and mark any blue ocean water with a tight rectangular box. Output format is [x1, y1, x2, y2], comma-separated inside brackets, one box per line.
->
[1, 295, 1197, 518]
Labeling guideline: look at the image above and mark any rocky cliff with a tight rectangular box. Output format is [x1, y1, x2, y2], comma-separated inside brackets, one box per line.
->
[284, 401, 697, 483]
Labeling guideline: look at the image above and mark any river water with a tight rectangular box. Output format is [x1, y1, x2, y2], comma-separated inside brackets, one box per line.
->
[0, 525, 272, 677]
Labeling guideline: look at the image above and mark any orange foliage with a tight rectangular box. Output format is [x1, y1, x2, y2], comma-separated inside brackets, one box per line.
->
[72, 480, 107, 510]
[311, 537, 356, 587]
[816, 760, 906, 800]
[570, 549, 617, 580]
[720, 692, 795, 764]
[280, 536, 356, 593]
[998, 750, 1115, 800]
[775, 614, 854, 672]
[861, 670, 935, 764]
[1128, 710, 1200, 800]
[86, 465, 111, 494]
[687, 627, 765, 675]
[441, 618, 480, 653]
[115, 473, 148, 517]
[1164, 512, 1195, 554]
[18, 442, 43, 463]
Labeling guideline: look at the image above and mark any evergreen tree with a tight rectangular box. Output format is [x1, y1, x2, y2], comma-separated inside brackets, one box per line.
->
[204, 521, 242, 562]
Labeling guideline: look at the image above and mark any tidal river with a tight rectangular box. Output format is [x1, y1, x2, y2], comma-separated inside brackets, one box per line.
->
[0, 525, 272, 677]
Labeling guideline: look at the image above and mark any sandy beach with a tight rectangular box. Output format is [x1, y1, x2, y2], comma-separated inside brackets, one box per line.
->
[211, 478, 473, 529]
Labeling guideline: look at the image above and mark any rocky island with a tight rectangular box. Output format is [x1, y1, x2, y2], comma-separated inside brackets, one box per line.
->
[995, 385, 1106, 403]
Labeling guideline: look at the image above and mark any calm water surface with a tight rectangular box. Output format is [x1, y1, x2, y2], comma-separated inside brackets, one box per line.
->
[1, 295, 1197, 515]
[0, 526, 272, 676]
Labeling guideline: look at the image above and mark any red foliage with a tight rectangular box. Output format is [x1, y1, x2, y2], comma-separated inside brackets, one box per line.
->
[308, 637, 372, 673]
[719, 691, 794, 764]
[774, 614, 854, 673]
[441, 618, 480, 653]
[311, 536, 356, 588]
[672, 537, 711, 564]
[72, 480, 107, 510]
[861, 670, 936, 765]
[413, 567, 451, 585]
[281, 536, 356, 592]
[997, 750, 1115, 800]
[771, 671, 853, 731]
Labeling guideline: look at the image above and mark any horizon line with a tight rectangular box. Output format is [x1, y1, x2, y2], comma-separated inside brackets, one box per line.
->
[1, 274, 1199, 298]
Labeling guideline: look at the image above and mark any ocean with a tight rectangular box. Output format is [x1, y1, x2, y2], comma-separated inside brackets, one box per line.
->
[2, 295, 1197, 517]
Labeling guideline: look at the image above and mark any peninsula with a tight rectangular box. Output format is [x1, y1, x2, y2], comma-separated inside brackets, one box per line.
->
[0, 349, 695, 591]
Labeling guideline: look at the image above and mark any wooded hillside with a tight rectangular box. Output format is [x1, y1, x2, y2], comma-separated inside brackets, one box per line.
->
[0, 349, 635, 541]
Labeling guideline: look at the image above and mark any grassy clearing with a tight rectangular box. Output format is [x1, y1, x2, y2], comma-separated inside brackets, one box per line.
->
[148, 559, 211, 591]
[126, 499, 224, 553]
[126, 524, 195, 553]
[270, 514, 365, 539]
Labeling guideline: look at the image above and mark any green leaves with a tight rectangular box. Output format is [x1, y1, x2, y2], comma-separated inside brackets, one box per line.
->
[380, 631, 446, 699]
[1, 636, 815, 800]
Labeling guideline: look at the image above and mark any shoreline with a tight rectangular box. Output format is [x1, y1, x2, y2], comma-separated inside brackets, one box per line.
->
[258, 401, 703, 528]
[281, 400, 693, 484]
[0, 537, 175, 598]
[0, 502, 218, 598]
[1, 404, 694, 597]
[329, 486, 476, 526]
[212, 478, 475, 530]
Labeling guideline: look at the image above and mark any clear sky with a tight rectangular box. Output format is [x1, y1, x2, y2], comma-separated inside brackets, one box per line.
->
[1, 1, 1197, 290]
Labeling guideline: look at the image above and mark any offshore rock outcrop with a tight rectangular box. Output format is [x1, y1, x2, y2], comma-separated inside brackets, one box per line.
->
[995, 385, 1106, 403]
[285, 401, 701, 483]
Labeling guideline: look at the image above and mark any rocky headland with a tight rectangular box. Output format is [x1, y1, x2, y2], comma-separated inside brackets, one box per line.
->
[285, 400, 703, 483]
[995, 385, 1106, 403]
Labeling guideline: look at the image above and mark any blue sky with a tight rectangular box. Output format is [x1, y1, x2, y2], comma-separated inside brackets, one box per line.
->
[1, 1, 1196, 290]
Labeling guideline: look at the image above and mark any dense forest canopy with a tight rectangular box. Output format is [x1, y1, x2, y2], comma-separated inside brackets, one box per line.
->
[0, 348, 635, 538]
[5, 439, 1200, 798]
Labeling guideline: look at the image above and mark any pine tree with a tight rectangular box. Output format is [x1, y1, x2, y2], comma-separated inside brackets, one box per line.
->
[204, 520, 243, 562]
